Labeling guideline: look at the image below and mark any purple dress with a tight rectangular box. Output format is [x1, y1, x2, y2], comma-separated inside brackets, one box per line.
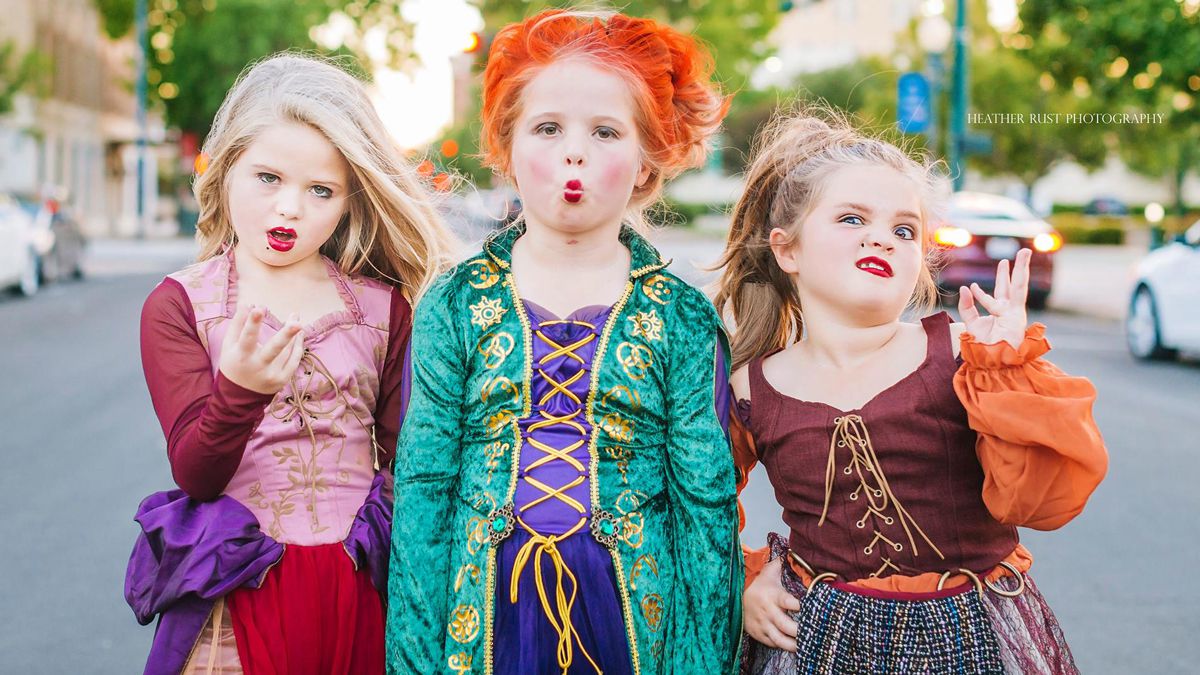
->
[492, 301, 729, 675]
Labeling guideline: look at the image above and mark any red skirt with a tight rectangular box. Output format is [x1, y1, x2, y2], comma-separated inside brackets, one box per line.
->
[225, 542, 384, 675]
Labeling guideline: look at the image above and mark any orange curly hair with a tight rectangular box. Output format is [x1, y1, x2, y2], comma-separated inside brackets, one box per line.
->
[481, 9, 729, 212]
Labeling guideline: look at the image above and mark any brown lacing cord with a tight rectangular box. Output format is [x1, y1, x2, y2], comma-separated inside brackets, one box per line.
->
[819, 414, 945, 560]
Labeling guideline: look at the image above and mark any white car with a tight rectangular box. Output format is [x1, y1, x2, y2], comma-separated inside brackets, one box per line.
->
[0, 192, 40, 297]
[1126, 219, 1200, 360]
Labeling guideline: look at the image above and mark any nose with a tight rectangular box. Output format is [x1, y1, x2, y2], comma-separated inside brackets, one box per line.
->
[276, 187, 303, 220]
[563, 130, 586, 167]
[861, 226, 894, 253]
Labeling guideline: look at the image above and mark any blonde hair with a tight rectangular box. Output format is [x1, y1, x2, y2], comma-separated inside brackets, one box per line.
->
[194, 52, 458, 299]
[714, 106, 943, 369]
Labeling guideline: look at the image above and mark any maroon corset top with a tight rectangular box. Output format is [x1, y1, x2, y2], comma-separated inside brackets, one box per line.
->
[740, 312, 1017, 580]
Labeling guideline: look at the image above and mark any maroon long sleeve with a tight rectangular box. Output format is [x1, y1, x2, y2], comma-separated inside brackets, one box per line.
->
[140, 278, 412, 500]
[140, 278, 274, 500]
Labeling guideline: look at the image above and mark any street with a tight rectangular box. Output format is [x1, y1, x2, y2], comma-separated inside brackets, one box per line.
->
[0, 231, 1197, 673]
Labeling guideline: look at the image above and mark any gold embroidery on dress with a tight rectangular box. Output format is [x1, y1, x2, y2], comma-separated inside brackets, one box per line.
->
[640, 274, 673, 305]
[448, 605, 481, 643]
[600, 412, 634, 443]
[629, 555, 659, 591]
[468, 259, 501, 289]
[640, 594, 664, 632]
[470, 296, 507, 330]
[477, 332, 516, 369]
[601, 384, 642, 410]
[483, 441, 510, 485]
[616, 341, 654, 380]
[454, 564, 482, 592]
[262, 349, 385, 538]
[821, 414, 945, 567]
[448, 652, 473, 674]
[628, 310, 663, 341]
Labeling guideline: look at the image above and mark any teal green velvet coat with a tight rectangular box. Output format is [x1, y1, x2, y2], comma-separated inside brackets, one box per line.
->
[385, 224, 742, 674]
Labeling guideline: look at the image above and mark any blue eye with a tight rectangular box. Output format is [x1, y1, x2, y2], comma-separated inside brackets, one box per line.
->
[311, 185, 333, 199]
[840, 215, 865, 225]
[595, 126, 618, 140]
[535, 123, 560, 136]
[257, 172, 279, 185]
[895, 225, 916, 240]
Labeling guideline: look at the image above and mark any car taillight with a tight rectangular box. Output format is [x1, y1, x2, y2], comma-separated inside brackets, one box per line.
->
[1033, 232, 1062, 252]
[934, 226, 973, 248]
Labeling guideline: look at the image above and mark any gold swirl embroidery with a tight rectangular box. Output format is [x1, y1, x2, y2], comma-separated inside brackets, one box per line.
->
[483, 441, 510, 484]
[650, 640, 665, 661]
[601, 384, 642, 411]
[641, 594, 664, 632]
[448, 605, 481, 644]
[606, 445, 631, 484]
[485, 411, 516, 437]
[615, 489, 649, 515]
[454, 564, 482, 592]
[466, 516, 490, 555]
[630, 555, 659, 592]
[641, 273, 674, 305]
[448, 652, 472, 674]
[469, 296, 507, 330]
[600, 412, 634, 443]
[477, 331, 515, 370]
[469, 491, 498, 513]
[481, 376, 520, 405]
[467, 259, 501, 289]
[616, 341, 654, 381]
[628, 309, 664, 341]
[620, 511, 645, 549]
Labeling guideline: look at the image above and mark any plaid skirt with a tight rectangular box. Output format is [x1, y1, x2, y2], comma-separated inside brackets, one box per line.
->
[742, 534, 1080, 675]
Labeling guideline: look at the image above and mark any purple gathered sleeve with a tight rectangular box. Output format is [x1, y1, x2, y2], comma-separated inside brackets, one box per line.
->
[124, 490, 284, 675]
[342, 469, 395, 592]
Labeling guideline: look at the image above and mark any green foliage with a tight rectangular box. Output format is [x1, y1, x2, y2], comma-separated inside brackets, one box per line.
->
[92, 0, 406, 138]
[1046, 214, 1126, 245]
[0, 41, 51, 115]
[1018, 0, 1200, 213]
[473, 0, 782, 91]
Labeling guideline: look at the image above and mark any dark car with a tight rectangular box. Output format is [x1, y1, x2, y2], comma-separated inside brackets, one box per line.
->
[933, 192, 1061, 309]
[17, 195, 86, 283]
[1083, 197, 1129, 216]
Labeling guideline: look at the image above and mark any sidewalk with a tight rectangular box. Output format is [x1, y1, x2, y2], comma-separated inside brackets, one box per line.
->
[83, 237, 199, 277]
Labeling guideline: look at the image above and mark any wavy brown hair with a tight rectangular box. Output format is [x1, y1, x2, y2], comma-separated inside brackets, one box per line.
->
[714, 106, 944, 369]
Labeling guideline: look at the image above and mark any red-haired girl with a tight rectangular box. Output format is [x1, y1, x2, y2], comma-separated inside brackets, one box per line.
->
[385, 9, 741, 675]
[714, 110, 1108, 674]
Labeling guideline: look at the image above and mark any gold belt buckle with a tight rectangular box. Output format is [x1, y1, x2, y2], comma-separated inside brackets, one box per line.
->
[937, 568, 986, 598]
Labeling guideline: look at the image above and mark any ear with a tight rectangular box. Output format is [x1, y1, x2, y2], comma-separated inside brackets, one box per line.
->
[635, 161, 652, 188]
[769, 226, 800, 275]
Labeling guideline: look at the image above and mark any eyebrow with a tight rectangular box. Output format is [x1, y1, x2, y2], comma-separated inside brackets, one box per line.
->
[834, 202, 921, 221]
[250, 163, 343, 190]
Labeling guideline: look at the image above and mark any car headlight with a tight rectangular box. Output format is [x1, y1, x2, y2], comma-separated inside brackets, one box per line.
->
[1033, 232, 1062, 252]
[934, 226, 973, 248]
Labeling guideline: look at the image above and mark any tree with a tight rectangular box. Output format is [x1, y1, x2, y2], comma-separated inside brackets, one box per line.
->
[92, 0, 411, 139]
[1018, 0, 1200, 214]
[0, 41, 50, 115]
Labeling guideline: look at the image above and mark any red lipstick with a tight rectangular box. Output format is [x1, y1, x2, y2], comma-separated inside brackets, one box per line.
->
[855, 256, 893, 278]
[267, 227, 297, 252]
[564, 179, 583, 204]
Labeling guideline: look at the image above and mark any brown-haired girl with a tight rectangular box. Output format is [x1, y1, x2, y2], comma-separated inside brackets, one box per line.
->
[715, 109, 1108, 674]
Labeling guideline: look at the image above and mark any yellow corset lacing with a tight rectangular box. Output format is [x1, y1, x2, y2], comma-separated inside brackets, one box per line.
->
[509, 319, 603, 674]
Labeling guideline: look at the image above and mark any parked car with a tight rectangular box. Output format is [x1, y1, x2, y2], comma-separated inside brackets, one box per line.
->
[1126, 219, 1200, 360]
[16, 195, 86, 283]
[0, 192, 40, 296]
[932, 192, 1062, 309]
[1083, 196, 1129, 216]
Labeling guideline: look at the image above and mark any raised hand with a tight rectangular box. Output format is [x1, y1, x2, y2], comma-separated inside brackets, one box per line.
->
[218, 305, 306, 395]
[743, 558, 801, 652]
[958, 248, 1032, 349]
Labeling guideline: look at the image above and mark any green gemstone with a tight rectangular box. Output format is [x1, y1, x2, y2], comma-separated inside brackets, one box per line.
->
[600, 520, 616, 536]
[491, 517, 506, 532]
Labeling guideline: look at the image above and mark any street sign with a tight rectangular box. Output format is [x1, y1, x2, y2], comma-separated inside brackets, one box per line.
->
[897, 72, 932, 134]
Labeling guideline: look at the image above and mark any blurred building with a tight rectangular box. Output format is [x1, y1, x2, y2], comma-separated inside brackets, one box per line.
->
[0, 0, 166, 236]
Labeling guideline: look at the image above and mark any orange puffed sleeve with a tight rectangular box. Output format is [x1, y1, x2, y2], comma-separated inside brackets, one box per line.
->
[730, 402, 771, 588]
[954, 323, 1108, 531]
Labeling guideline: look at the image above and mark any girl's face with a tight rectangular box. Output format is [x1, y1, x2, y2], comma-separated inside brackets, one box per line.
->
[509, 59, 651, 239]
[227, 120, 350, 269]
[772, 164, 925, 319]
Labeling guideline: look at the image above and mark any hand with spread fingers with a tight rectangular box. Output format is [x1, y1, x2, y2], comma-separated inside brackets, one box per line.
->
[218, 305, 306, 395]
[958, 248, 1033, 349]
[743, 558, 802, 652]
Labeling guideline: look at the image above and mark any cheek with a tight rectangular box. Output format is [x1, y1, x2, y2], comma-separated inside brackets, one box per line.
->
[596, 150, 640, 192]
